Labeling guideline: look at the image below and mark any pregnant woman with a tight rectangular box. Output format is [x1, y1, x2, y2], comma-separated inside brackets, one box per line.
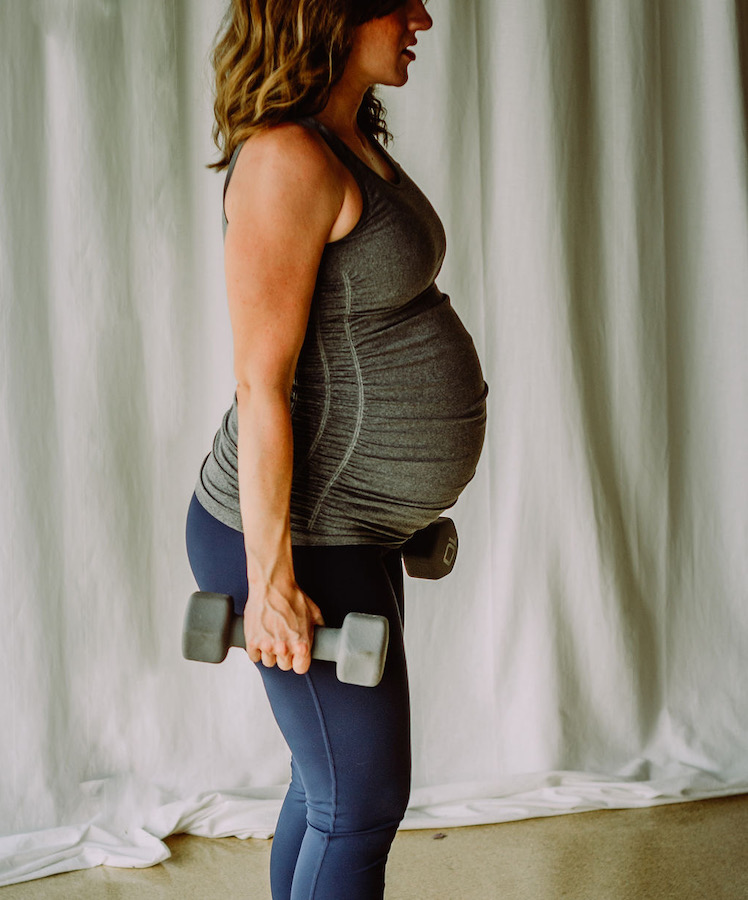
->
[185, 1, 488, 897]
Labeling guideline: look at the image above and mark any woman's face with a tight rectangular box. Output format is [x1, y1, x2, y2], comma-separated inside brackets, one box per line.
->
[348, 0, 433, 89]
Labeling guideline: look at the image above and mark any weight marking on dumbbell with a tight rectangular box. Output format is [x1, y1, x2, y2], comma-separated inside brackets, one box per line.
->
[442, 538, 457, 567]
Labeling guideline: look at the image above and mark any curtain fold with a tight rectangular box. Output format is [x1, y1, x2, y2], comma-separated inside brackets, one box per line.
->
[2, 0, 747, 886]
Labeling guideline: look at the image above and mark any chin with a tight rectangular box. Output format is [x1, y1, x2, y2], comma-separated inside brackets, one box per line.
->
[374, 76, 408, 89]
[381, 66, 410, 88]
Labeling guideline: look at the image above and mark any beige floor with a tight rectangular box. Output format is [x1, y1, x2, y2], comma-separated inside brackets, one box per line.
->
[3, 794, 747, 899]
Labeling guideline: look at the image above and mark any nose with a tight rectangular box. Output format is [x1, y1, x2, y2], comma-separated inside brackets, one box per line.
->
[410, 0, 433, 31]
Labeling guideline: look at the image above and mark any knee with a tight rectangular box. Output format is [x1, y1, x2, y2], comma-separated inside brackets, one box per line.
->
[368, 774, 410, 831]
[308, 768, 411, 836]
[360, 769, 410, 830]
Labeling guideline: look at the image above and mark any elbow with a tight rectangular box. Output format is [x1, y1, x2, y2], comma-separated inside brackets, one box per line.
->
[235, 377, 293, 409]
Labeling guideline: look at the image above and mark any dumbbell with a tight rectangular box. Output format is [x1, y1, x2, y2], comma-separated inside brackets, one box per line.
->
[183, 591, 389, 687]
[401, 517, 458, 579]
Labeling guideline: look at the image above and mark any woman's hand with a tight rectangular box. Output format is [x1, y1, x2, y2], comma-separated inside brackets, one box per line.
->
[243, 578, 325, 675]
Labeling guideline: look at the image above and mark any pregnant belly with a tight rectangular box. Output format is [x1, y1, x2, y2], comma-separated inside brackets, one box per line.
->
[291, 289, 487, 542]
[356, 293, 486, 497]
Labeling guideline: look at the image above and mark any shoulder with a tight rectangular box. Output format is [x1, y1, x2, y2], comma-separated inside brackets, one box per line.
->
[225, 122, 343, 222]
[236, 122, 333, 172]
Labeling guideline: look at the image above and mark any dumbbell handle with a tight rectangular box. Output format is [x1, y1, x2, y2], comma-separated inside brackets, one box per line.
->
[228, 612, 342, 662]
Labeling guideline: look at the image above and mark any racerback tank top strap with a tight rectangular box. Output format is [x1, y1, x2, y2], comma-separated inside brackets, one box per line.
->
[296, 116, 403, 190]
[222, 141, 245, 237]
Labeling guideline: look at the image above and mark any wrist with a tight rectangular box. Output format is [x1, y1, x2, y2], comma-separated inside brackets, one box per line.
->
[247, 558, 296, 595]
[245, 523, 293, 581]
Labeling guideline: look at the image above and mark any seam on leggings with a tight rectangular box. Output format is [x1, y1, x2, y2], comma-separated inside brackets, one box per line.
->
[308, 272, 364, 530]
[307, 831, 330, 899]
[303, 671, 337, 898]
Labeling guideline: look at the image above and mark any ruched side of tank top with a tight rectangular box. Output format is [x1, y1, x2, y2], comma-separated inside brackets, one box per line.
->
[194, 117, 488, 546]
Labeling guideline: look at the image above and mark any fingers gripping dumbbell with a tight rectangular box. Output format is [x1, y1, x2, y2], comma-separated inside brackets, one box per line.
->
[183, 591, 389, 688]
[401, 517, 458, 579]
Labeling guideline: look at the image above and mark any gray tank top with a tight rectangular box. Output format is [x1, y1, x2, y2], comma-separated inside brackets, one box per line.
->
[194, 117, 487, 546]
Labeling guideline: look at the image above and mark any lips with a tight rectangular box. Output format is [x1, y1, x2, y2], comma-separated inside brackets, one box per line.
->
[402, 48, 416, 60]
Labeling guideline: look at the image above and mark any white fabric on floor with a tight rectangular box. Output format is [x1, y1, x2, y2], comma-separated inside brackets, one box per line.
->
[2, 0, 747, 887]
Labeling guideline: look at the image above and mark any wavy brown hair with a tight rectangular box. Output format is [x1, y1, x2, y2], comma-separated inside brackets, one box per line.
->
[208, 0, 406, 171]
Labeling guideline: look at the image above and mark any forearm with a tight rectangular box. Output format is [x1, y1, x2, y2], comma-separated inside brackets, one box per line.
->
[236, 383, 295, 594]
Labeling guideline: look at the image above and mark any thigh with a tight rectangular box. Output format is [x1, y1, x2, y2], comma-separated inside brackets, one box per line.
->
[259, 545, 411, 834]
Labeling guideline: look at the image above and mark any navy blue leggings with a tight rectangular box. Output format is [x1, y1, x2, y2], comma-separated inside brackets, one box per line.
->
[185, 493, 411, 900]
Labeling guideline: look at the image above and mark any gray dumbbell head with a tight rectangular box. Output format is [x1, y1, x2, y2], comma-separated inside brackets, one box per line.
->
[335, 613, 390, 687]
[402, 517, 458, 579]
[183, 592, 234, 663]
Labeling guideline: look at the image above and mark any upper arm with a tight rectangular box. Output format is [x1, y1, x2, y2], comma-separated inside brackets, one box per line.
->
[223, 124, 344, 394]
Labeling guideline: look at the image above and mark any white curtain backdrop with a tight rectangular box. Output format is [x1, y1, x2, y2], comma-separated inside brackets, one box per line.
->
[2, 0, 747, 886]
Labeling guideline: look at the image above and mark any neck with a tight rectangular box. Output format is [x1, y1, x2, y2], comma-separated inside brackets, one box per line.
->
[316, 73, 371, 139]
